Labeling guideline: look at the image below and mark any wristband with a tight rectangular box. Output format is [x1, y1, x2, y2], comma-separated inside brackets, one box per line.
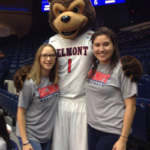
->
[22, 140, 29, 146]
[120, 135, 128, 139]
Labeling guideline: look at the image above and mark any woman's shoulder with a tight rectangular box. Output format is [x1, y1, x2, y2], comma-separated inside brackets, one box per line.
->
[24, 78, 36, 88]
[111, 60, 123, 76]
[116, 60, 122, 67]
[113, 60, 122, 71]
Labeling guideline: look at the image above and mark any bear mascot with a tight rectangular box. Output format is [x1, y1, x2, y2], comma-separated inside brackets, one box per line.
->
[14, 0, 142, 150]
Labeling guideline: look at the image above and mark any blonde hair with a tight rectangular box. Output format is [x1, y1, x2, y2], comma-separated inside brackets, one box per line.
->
[27, 43, 58, 85]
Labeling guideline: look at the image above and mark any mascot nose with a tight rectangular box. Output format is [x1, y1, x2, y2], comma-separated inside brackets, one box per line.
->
[61, 15, 71, 23]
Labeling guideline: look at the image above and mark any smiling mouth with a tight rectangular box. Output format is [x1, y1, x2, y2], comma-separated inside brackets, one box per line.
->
[61, 29, 77, 36]
[100, 54, 106, 55]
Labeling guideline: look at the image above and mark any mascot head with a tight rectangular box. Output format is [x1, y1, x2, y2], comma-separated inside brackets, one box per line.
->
[48, 0, 96, 39]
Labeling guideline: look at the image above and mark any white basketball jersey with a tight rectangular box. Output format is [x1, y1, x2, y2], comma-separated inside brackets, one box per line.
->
[49, 30, 94, 98]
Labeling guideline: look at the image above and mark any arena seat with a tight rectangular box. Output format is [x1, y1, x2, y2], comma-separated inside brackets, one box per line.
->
[132, 104, 148, 141]
[9, 139, 19, 150]
[138, 78, 150, 99]
[129, 98, 150, 150]
[9, 98, 14, 116]
[0, 89, 3, 106]
[12, 98, 18, 118]
[142, 75, 150, 81]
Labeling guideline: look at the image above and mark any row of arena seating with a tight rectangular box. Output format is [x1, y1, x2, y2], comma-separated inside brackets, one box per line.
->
[0, 33, 50, 70]
[132, 76, 150, 149]
[129, 98, 150, 150]
[117, 28, 150, 45]
[0, 89, 19, 149]
[138, 75, 150, 99]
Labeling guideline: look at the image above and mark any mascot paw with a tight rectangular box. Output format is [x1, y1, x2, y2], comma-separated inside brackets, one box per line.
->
[121, 55, 143, 82]
[14, 66, 32, 91]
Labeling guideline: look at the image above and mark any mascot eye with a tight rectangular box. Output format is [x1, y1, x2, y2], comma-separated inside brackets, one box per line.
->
[73, 7, 79, 13]
[58, 10, 63, 15]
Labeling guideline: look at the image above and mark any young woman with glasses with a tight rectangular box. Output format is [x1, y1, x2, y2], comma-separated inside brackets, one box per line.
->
[16, 43, 59, 150]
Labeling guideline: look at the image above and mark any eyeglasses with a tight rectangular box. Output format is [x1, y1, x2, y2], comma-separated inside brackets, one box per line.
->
[40, 54, 56, 60]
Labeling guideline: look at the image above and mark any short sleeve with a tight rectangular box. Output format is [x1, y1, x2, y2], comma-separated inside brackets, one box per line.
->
[119, 65, 138, 100]
[18, 80, 34, 109]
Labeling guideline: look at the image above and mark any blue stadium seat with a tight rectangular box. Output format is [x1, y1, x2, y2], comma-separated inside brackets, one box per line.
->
[136, 98, 150, 110]
[7, 93, 14, 115]
[138, 78, 150, 99]
[10, 64, 18, 69]
[3, 92, 8, 111]
[132, 103, 147, 141]
[129, 98, 150, 149]
[0, 89, 4, 108]
[0, 88, 3, 106]
[133, 55, 141, 62]
[142, 75, 150, 82]
[9, 98, 14, 116]
[6, 95, 10, 113]
[9, 139, 19, 150]
[12, 99, 18, 118]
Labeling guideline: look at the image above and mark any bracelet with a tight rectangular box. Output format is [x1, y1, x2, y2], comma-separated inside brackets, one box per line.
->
[22, 140, 29, 146]
[120, 135, 128, 139]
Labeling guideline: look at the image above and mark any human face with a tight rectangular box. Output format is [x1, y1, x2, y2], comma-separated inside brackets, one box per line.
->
[40, 46, 56, 73]
[93, 34, 114, 65]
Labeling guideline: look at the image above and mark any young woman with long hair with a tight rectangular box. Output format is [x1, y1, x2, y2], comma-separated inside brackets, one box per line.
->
[86, 27, 137, 150]
[16, 43, 59, 150]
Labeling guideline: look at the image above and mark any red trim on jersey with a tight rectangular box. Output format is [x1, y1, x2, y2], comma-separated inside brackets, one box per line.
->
[68, 59, 72, 73]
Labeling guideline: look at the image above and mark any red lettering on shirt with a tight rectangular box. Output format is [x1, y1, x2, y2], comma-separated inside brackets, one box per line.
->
[88, 69, 110, 84]
[38, 84, 58, 98]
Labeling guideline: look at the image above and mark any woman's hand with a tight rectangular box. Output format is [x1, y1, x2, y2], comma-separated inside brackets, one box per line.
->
[23, 143, 34, 150]
[112, 137, 127, 150]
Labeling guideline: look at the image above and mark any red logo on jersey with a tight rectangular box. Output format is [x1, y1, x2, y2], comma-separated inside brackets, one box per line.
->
[88, 70, 111, 84]
[38, 83, 58, 98]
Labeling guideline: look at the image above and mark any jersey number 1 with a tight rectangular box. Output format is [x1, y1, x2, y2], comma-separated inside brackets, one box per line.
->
[68, 59, 72, 73]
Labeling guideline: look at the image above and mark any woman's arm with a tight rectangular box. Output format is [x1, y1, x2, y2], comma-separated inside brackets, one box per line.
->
[17, 107, 33, 150]
[112, 96, 136, 150]
[17, 107, 28, 143]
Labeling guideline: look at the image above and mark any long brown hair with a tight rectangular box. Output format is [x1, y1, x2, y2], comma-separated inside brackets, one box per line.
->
[27, 43, 59, 85]
[89, 27, 120, 78]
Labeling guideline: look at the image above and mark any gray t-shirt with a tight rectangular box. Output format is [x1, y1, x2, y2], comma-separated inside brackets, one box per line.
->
[16, 77, 59, 143]
[85, 61, 137, 135]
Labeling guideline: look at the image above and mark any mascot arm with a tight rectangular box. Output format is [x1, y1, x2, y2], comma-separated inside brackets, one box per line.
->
[121, 55, 143, 82]
[14, 66, 32, 91]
